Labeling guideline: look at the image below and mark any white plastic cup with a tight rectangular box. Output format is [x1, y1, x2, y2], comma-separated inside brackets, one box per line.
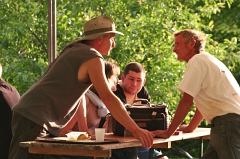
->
[95, 128, 105, 142]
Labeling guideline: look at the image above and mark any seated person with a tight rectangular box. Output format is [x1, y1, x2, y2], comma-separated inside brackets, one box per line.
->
[114, 62, 168, 159]
[61, 59, 138, 159]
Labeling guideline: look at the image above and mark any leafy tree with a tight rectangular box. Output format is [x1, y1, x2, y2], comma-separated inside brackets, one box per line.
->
[0, 0, 48, 94]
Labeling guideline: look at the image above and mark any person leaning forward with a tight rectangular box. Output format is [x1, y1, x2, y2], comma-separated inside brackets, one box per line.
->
[152, 29, 240, 159]
[9, 16, 154, 159]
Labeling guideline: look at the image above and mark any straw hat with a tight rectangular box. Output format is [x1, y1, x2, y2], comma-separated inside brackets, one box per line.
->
[79, 16, 124, 41]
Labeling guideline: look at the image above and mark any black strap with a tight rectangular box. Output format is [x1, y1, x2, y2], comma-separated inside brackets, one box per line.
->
[98, 116, 106, 128]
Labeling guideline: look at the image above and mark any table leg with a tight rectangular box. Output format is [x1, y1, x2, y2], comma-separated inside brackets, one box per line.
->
[171, 143, 194, 159]
[199, 137, 204, 157]
[149, 148, 154, 159]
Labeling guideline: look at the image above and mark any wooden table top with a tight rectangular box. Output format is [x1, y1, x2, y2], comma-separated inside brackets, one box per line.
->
[19, 127, 210, 157]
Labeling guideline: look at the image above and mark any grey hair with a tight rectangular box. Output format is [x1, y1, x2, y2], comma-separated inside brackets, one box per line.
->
[174, 29, 206, 53]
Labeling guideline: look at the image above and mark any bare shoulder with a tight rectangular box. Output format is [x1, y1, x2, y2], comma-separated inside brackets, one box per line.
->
[78, 57, 104, 83]
[78, 57, 111, 99]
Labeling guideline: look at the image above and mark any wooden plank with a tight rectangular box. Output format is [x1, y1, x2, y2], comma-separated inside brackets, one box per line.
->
[20, 141, 142, 150]
[29, 147, 111, 157]
[181, 128, 210, 140]
[20, 141, 107, 150]
[152, 142, 171, 148]
[203, 135, 211, 140]
[19, 127, 211, 157]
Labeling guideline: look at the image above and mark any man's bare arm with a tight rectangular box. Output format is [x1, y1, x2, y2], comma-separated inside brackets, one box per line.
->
[81, 57, 154, 147]
[76, 95, 91, 134]
[178, 108, 203, 132]
[163, 92, 194, 138]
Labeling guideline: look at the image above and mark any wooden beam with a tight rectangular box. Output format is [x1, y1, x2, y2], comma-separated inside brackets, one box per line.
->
[152, 142, 171, 148]
[47, 0, 57, 65]
[29, 147, 111, 157]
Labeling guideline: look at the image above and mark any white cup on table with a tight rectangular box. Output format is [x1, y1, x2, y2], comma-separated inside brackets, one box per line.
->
[95, 128, 105, 142]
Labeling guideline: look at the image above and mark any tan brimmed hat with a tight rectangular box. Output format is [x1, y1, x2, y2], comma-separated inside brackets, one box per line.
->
[79, 16, 124, 41]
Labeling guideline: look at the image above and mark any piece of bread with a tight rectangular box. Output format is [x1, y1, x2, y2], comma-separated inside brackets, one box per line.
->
[77, 133, 90, 140]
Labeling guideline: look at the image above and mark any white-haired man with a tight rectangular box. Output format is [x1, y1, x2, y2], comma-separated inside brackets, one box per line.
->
[153, 29, 240, 159]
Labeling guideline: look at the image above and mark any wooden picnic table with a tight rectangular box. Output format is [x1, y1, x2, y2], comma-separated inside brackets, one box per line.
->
[19, 127, 210, 158]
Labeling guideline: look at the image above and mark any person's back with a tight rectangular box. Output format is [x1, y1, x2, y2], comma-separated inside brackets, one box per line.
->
[0, 63, 20, 159]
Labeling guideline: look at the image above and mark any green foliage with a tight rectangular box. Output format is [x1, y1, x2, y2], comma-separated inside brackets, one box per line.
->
[0, 0, 239, 125]
[160, 139, 210, 158]
[0, 0, 48, 94]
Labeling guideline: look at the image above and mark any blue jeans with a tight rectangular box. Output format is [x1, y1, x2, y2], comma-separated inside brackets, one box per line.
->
[201, 113, 240, 159]
[137, 147, 161, 159]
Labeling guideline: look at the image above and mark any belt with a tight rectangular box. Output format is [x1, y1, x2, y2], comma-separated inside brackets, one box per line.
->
[211, 113, 240, 127]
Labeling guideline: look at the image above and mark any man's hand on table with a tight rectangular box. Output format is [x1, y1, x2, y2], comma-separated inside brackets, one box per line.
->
[151, 130, 171, 139]
[152, 124, 196, 138]
[132, 128, 155, 148]
[177, 124, 194, 133]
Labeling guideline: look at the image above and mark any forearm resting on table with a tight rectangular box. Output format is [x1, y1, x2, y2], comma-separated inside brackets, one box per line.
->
[179, 108, 204, 132]
[167, 93, 194, 137]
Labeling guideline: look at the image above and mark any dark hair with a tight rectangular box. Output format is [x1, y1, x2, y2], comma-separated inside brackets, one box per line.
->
[123, 62, 146, 76]
[90, 58, 119, 96]
[105, 58, 120, 80]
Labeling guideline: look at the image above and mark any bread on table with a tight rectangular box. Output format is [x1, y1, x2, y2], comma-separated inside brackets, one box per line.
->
[77, 133, 91, 140]
[66, 132, 91, 140]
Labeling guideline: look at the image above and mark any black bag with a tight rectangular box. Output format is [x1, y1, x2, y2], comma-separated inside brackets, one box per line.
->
[112, 99, 170, 136]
